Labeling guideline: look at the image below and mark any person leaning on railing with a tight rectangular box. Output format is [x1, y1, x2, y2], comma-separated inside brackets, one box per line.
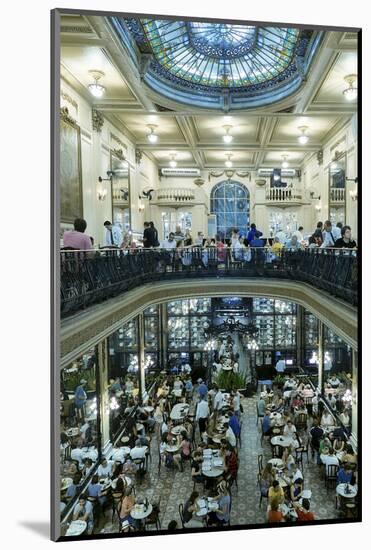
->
[334, 226, 357, 249]
[63, 218, 93, 251]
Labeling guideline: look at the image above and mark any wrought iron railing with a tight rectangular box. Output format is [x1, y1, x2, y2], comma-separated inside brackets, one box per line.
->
[60, 247, 358, 318]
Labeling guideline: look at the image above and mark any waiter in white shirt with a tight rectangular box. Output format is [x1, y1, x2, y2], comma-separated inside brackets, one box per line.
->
[103, 220, 122, 246]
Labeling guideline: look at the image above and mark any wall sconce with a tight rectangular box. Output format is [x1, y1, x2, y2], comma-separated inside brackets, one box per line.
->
[138, 202, 145, 212]
[349, 189, 358, 201]
[315, 204, 321, 212]
[98, 188, 107, 201]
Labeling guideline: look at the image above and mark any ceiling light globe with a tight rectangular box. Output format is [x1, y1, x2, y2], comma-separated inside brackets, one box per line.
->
[223, 134, 233, 144]
[147, 132, 158, 143]
[225, 160, 233, 168]
[88, 83, 105, 98]
[169, 160, 177, 168]
[343, 87, 357, 101]
[298, 134, 309, 145]
[282, 161, 289, 169]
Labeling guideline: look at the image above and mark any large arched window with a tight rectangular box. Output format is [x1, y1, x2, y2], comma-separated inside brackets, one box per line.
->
[210, 180, 250, 239]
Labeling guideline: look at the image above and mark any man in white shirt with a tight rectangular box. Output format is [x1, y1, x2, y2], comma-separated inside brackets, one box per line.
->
[327, 393, 337, 411]
[161, 232, 176, 249]
[232, 391, 241, 417]
[196, 398, 210, 434]
[293, 226, 304, 243]
[173, 377, 183, 391]
[130, 440, 148, 461]
[321, 221, 336, 248]
[283, 420, 297, 438]
[97, 457, 113, 478]
[275, 358, 286, 373]
[224, 423, 237, 447]
[213, 388, 224, 415]
[103, 220, 122, 247]
[321, 448, 339, 475]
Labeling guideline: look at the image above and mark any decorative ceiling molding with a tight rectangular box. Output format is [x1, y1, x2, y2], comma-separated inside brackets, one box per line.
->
[110, 132, 128, 151]
[61, 90, 78, 111]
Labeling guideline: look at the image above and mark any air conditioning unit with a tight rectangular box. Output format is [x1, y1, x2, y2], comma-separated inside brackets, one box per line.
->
[258, 168, 296, 177]
[161, 168, 201, 177]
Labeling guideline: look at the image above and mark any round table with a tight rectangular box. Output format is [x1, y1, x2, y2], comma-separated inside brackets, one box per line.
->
[222, 366, 233, 371]
[66, 428, 79, 437]
[61, 477, 73, 491]
[111, 447, 131, 462]
[170, 404, 189, 421]
[164, 444, 180, 453]
[336, 484, 358, 498]
[136, 423, 144, 432]
[271, 436, 295, 448]
[121, 436, 130, 444]
[270, 412, 282, 420]
[65, 520, 87, 536]
[171, 425, 185, 436]
[196, 497, 219, 517]
[268, 458, 284, 469]
[202, 455, 224, 478]
[144, 406, 154, 413]
[130, 503, 153, 521]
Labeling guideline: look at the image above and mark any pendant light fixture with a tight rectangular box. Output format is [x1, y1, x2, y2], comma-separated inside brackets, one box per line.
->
[88, 70, 106, 98]
[146, 124, 158, 143]
[297, 126, 309, 145]
[169, 154, 177, 168]
[225, 153, 233, 168]
[222, 125, 233, 144]
[343, 74, 357, 101]
[281, 155, 289, 169]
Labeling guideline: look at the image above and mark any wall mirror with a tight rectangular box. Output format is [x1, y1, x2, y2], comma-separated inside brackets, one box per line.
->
[328, 152, 346, 226]
[110, 149, 131, 233]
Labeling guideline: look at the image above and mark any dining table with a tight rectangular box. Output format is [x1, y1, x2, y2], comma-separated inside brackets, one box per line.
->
[201, 449, 224, 478]
[195, 496, 219, 517]
[336, 483, 358, 498]
[65, 520, 87, 536]
[170, 403, 189, 421]
[271, 435, 296, 448]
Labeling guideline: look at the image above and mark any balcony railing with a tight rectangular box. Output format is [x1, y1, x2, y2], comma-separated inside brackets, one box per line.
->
[112, 184, 129, 204]
[60, 247, 358, 318]
[152, 188, 196, 205]
[265, 187, 305, 203]
[330, 188, 345, 203]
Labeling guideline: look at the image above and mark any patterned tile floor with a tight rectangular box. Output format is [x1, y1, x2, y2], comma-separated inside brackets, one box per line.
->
[94, 396, 339, 535]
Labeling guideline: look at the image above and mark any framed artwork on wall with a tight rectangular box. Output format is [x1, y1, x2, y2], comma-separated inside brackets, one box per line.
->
[60, 107, 83, 223]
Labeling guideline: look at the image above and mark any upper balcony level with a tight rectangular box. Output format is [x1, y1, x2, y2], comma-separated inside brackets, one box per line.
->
[255, 186, 311, 207]
[112, 182, 129, 206]
[330, 187, 346, 205]
[151, 187, 197, 207]
[60, 247, 357, 320]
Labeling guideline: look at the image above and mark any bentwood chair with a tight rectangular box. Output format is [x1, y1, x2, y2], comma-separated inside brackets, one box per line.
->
[178, 503, 186, 528]
[325, 464, 339, 491]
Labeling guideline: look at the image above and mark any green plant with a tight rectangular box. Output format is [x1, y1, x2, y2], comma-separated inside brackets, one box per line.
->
[215, 371, 246, 392]
[273, 374, 285, 387]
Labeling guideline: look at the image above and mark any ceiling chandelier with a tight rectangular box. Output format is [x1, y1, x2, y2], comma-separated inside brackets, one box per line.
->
[146, 124, 158, 143]
[169, 153, 177, 168]
[343, 74, 357, 101]
[88, 70, 106, 98]
[297, 126, 309, 145]
[225, 153, 233, 168]
[223, 125, 233, 144]
[281, 155, 289, 169]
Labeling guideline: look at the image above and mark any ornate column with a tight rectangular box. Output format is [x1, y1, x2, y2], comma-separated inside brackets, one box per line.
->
[296, 305, 304, 368]
[160, 303, 168, 370]
[351, 349, 358, 448]
[318, 321, 324, 394]
[97, 338, 112, 456]
[138, 313, 146, 404]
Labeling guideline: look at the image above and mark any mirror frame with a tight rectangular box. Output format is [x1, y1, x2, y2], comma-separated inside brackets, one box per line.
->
[328, 151, 347, 226]
[110, 148, 131, 232]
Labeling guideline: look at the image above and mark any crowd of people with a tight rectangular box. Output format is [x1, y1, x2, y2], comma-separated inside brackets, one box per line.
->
[62, 218, 357, 254]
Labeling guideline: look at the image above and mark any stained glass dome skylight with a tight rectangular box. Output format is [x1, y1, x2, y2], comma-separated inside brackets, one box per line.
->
[110, 17, 323, 110]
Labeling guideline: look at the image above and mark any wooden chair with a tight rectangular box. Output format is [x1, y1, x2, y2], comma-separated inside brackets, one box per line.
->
[325, 464, 339, 491]
[145, 497, 162, 530]
[257, 454, 264, 479]
[271, 444, 283, 458]
[257, 474, 268, 508]
[178, 503, 186, 528]
[237, 421, 242, 448]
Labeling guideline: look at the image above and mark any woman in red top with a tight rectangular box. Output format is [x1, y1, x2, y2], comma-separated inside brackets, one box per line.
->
[224, 447, 238, 482]
[268, 499, 285, 523]
[294, 499, 315, 521]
